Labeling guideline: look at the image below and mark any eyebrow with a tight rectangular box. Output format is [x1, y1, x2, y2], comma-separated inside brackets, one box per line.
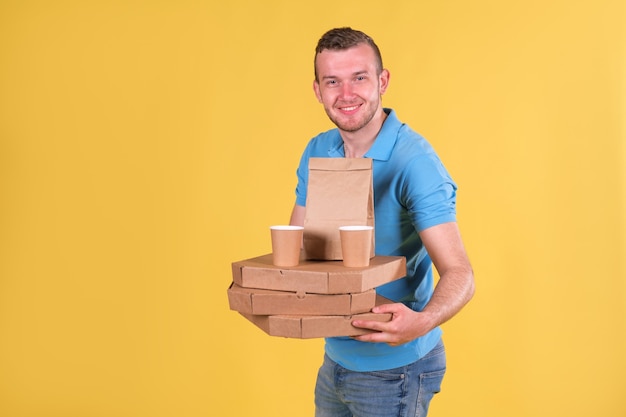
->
[321, 70, 369, 80]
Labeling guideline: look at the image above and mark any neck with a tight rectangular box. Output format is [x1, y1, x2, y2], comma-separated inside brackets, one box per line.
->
[341, 108, 387, 158]
[343, 143, 370, 158]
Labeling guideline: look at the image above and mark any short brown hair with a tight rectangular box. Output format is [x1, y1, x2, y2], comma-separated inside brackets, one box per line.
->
[314, 27, 383, 81]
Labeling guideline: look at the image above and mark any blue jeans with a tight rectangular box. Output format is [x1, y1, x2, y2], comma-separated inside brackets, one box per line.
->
[314, 339, 446, 417]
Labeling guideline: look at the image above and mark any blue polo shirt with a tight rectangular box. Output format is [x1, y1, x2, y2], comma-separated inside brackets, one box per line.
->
[295, 109, 457, 372]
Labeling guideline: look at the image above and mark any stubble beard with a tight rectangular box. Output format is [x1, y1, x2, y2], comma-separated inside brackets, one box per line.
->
[325, 101, 378, 133]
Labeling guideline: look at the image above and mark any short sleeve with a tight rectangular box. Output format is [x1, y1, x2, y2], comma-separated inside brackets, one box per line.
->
[401, 154, 457, 232]
[294, 144, 311, 207]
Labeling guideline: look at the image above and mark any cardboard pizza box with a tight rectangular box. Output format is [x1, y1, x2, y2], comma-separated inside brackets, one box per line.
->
[227, 283, 376, 315]
[238, 295, 394, 339]
[231, 254, 406, 295]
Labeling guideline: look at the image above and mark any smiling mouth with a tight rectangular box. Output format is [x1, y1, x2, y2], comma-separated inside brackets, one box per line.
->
[338, 104, 360, 112]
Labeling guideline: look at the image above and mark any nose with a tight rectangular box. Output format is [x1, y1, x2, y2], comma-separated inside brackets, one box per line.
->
[339, 82, 355, 100]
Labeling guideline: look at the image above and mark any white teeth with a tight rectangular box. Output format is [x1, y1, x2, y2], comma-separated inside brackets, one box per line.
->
[341, 105, 358, 111]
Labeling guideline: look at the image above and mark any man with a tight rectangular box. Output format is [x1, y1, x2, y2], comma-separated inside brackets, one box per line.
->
[289, 27, 475, 417]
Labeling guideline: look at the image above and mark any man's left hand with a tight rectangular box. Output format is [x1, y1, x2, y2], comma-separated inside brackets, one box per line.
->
[351, 303, 436, 347]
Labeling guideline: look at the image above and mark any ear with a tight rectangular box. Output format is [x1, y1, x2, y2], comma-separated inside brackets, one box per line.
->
[379, 69, 390, 95]
[313, 80, 322, 103]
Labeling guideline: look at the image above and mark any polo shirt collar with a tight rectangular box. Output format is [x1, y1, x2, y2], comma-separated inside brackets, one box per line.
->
[327, 108, 400, 161]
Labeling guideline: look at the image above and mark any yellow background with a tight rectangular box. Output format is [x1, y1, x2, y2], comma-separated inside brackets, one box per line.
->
[1, 1, 624, 416]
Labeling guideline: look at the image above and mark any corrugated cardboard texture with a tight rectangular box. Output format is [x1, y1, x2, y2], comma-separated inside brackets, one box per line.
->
[232, 254, 406, 294]
[227, 283, 376, 315]
[238, 296, 394, 338]
[304, 158, 374, 260]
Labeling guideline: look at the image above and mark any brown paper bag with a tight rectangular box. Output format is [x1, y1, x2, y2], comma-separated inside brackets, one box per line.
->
[303, 157, 375, 260]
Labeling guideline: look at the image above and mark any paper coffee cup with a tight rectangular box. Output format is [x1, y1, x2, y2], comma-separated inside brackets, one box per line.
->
[270, 225, 304, 267]
[339, 225, 374, 267]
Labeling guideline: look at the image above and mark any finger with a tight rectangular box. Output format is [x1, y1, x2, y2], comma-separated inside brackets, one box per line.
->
[351, 331, 389, 344]
[351, 319, 390, 332]
[353, 331, 405, 346]
[371, 302, 403, 314]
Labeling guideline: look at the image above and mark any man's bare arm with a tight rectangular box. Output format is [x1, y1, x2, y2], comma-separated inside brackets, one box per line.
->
[352, 222, 475, 346]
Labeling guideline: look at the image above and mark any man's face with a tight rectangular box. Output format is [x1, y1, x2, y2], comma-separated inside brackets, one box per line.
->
[313, 43, 389, 134]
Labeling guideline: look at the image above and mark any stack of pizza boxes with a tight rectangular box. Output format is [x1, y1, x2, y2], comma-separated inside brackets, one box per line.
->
[227, 158, 407, 339]
[227, 253, 406, 339]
